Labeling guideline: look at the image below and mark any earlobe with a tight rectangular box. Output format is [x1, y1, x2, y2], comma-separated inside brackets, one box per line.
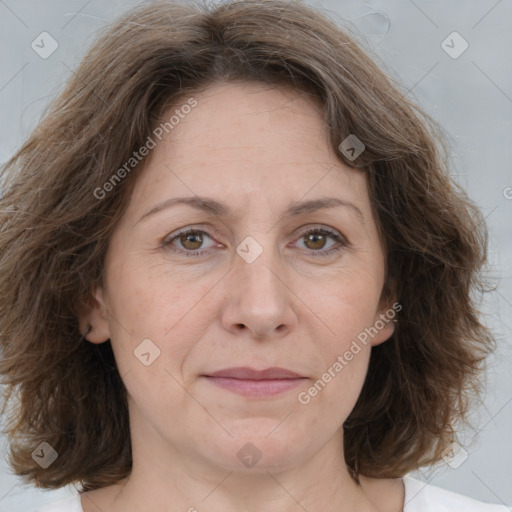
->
[370, 297, 400, 347]
[76, 286, 111, 344]
[370, 315, 396, 347]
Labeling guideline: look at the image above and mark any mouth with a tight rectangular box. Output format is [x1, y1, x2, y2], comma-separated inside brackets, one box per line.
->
[202, 367, 308, 398]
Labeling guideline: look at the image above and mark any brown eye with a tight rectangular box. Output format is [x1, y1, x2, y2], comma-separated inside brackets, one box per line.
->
[179, 230, 204, 251]
[295, 228, 348, 258]
[303, 232, 328, 250]
[163, 228, 218, 257]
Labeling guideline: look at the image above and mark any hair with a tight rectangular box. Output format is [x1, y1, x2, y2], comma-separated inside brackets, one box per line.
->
[0, 0, 495, 493]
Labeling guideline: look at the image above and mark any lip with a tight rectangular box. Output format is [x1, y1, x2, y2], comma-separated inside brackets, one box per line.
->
[203, 367, 307, 398]
[206, 367, 303, 379]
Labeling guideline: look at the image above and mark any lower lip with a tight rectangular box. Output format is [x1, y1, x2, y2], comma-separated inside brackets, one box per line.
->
[204, 377, 305, 397]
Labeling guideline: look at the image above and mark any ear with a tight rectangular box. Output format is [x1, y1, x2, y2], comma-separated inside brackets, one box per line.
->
[76, 285, 111, 344]
[370, 279, 400, 347]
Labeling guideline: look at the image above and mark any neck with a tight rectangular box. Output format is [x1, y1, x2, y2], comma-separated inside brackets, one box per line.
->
[105, 429, 381, 512]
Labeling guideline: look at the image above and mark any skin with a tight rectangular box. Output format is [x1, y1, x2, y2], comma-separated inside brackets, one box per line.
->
[79, 81, 404, 512]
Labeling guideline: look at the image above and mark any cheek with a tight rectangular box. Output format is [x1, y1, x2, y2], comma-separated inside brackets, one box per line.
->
[294, 278, 381, 415]
[104, 257, 216, 376]
[314, 271, 383, 349]
[298, 335, 371, 433]
[105, 254, 187, 330]
[102, 265, 198, 423]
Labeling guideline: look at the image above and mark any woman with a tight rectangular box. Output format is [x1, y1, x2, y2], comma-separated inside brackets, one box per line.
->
[0, 1, 507, 511]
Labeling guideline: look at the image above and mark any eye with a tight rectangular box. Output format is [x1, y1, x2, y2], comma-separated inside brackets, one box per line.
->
[293, 227, 348, 257]
[162, 226, 349, 258]
[163, 228, 219, 257]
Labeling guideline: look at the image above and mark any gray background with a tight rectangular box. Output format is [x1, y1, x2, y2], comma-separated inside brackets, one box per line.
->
[0, 0, 511, 510]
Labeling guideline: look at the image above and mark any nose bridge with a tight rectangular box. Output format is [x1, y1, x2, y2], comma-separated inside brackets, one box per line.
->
[221, 232, 295, 337]
[234, 233, 284, 302]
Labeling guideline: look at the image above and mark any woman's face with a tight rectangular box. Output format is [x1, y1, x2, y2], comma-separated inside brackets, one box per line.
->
[83, 81, 395, 475]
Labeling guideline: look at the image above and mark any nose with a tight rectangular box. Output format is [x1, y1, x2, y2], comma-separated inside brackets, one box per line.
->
[220, 241, 298, 341]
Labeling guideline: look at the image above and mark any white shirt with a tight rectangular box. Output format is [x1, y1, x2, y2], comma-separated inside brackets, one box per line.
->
[34, 476, 510, 511]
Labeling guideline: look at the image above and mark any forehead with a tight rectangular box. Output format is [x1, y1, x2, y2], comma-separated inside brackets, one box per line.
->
[127, 81, 370, 220]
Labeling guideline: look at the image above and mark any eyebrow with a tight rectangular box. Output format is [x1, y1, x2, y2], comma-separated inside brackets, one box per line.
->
[136, 195, 364, 224]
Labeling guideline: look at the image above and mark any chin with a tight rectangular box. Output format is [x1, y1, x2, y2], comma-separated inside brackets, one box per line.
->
[197, 425, 317, 474]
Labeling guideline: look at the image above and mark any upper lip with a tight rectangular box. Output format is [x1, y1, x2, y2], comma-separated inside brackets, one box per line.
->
[205, 367, 304, 380]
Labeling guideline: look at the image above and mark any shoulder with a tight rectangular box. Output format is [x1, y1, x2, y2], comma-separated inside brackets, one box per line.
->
[34, 494, 82, 512]
[403, 475, 510, 512]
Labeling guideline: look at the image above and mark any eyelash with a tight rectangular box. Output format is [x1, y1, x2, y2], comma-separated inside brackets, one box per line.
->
[162, 226, 349, 258]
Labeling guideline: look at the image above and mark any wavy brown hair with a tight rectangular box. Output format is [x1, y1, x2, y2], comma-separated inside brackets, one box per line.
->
[0, 0, 494, 493]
